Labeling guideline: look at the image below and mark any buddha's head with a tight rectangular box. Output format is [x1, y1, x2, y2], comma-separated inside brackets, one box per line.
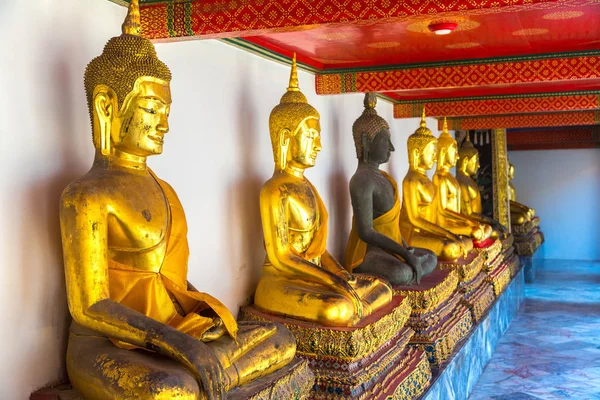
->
[407, 109, 437, 171]
[508, 161, 515, 180]
[352, 93, 393, 164]
[458, 134, 480, 176]
[84, 0, 172, 159]
[269, 54, 321, 171]
[437, 117, 458, 169]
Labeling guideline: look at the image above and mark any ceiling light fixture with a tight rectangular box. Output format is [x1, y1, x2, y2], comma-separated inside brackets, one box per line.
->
[428, 22, 458, 35]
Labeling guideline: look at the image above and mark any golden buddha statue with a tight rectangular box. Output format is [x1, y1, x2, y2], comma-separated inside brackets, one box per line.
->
[433, 119, 493, 242]
[60, 2, 296, 398]
[345, 93, 437, 286]
[399, 111, 470, 261]
[508, 160, 536, 225]
[254, 56, 392, 327]
[457, 134, 509, 238]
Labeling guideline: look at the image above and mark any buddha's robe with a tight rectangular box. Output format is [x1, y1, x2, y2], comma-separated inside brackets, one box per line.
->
[345, 171, 404, 271]
[108, 172, 238, 348]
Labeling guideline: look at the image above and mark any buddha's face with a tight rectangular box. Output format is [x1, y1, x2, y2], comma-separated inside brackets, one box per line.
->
[418, 140, 437, 170]
[445, 143, 458, 167]
[114, 79, 172, 157]
[466, 154, 480, 175]
[289, 117, 322, 168]
[369, 128, 394, 164]
[508, 164, 515, 180]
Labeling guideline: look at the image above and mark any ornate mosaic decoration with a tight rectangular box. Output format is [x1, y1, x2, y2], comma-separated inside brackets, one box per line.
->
[138, 0, 600, 40]
[316, 54, 600, 94]
[394, 93, 600, 118]
[444, 111, 600, 130]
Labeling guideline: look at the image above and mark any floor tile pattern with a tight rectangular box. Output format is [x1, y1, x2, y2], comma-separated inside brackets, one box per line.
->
[469, 259, 600, 400]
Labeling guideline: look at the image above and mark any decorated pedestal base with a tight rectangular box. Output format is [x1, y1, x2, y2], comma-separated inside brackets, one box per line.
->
[421, 266, 526, 399]
[514, 227, 545, 257]
[437, 251, 495, 325]
[483, 250, 512, 296]
[240, 297, 431, 400]
[394, 269, 473, 366]
[513, 217, 545, 283]
[31, 357, 314, 400]
[459, 271, 495, 323]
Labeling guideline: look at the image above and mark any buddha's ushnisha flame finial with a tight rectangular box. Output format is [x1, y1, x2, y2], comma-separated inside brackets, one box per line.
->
[442, 117, 448, 133]
[122, 0, 142, 36]
[288, 53, 300, 92]
[364, 92, 378, 109]
[420, 106, 427, 128]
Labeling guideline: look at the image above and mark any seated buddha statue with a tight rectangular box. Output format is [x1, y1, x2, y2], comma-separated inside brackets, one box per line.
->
[399, 111, 470, 261]
[457, 134, 509, 238]
[344, 93, 437, 286]
[59, 3, 296, 398]
[432, 119, 493, 242]
[508, 160, 536, 225]
[254, 56, 392, 327]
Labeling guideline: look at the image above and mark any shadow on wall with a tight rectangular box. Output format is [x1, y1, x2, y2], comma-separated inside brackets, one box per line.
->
[226, 61, 264, 306]
[327, 104, 350, 261]
[17, 49, 88, 391]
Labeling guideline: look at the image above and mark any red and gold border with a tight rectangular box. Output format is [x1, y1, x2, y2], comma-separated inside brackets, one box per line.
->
[507, 126, 600, 150]
[138, 0, 600, 40]
[316, 55, 600, 95]
[442, 111, 600, 130]
[394, 93, 600, 118]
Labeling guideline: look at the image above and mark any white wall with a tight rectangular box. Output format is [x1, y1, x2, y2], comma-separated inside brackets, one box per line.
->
[0, 1, 434, 398]
[0, 1, 124, 398]
[509, 149, 600, 261]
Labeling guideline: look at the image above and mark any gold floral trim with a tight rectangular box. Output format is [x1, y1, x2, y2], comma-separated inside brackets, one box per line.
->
[501, 234, 514, 251]
[388, 351, 432, 400]
[437, 253, 484, 283]
[461, 274, 495, 323]
[235, 358, 314, 400]
[240, 297, 412, 361]
[394, 270, 459, 313]
[311, 347, 431, 400]
[486, 263, 512, 296]
[512, 217, 541, 236]
[474, 239, 503, 266]
[410, 304, 473, 365]
[515, 231, 544, 256]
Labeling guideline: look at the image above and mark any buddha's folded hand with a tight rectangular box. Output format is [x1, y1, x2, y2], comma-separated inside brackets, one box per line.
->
[179, 339, 227, 399]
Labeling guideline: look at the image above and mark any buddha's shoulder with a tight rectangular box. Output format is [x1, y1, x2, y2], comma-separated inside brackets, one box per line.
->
[261, 174, 312, 198]
[61, 170, 113, 202]
[349, 169, 376, 191]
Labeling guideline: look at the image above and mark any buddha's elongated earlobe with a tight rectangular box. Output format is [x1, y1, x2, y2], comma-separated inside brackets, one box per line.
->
[362, 134, 370, 162]
[94, 89, 114, 156]
[279, 129, 291, 170]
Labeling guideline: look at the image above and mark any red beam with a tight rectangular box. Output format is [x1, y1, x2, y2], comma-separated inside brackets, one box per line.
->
[317, 54, 600, 95]
[394, 93, 600, 118]
[140, 0, 573, 40]
[442, 111, 600, 130]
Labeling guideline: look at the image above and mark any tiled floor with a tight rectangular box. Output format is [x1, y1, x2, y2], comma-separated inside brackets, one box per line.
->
[469, 259, 600, 400]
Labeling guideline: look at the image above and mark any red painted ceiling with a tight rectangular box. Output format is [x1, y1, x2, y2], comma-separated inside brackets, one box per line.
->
[243, 3, 600, 70]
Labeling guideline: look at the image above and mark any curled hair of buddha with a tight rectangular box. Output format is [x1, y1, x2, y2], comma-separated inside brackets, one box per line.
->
[407, 107, 436, 156]
[458, 133, 478, 160]
[437, 117, 455, 150]
[352, 93, 390, 159]
[84, 0, 171, 130]
[269, 54, 320, 165]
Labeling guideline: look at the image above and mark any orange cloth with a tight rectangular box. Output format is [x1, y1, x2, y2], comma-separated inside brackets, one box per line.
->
[108, 171, 238, 349]
[344, 171, 403, 272]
